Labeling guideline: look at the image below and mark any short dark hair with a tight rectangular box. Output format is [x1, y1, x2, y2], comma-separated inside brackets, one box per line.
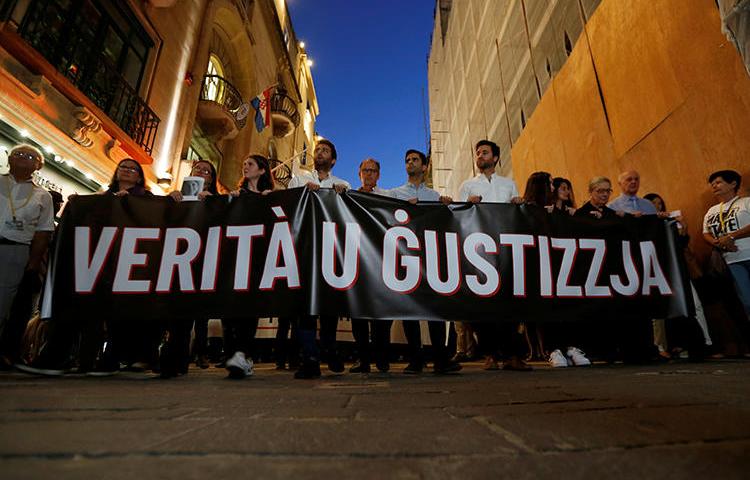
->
[405, 149, 428, 167]
[708, 170, 741, 192]
[475, 140, 500, 158]
[359, 158, 380, 171]
[316, 139, 337, 160]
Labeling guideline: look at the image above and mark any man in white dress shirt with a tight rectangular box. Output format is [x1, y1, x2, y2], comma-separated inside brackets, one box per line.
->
[458, 140, 523, 205]
[457, 140, 530, 371]
[287, 139, 350, 192]
[288, 138, 349, 379]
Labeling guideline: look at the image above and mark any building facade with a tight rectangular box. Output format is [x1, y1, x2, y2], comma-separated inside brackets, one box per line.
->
[428, 0, 750, 256]
[0, 0, 318, 199]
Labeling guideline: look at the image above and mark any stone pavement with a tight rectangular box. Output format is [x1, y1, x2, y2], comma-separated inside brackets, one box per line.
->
[1, 360, 749, 479]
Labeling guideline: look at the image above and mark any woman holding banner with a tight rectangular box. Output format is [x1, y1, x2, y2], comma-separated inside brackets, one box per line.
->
[221, 154, 275, 378]
[160, 160, 222, 377]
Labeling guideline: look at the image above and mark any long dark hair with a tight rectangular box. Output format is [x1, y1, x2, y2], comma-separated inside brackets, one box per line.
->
[552, 177, 576, 209]
[523, 171, 552, 207]
[108, 158, 147, 193]
[192, 160, 219, 195]
[644, 193, 666, 212]
[238, 154, 275, 193]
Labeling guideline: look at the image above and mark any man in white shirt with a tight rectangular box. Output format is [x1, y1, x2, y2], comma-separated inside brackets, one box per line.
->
[457, 140, 530, 371]
[288, 139, 350, 192]
[0, 144, 53, 366]
[289, 139, 349, 379]
[458, 140, 523, 205]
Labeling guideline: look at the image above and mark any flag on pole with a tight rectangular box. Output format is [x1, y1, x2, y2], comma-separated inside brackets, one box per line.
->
[250, 86, 273, 132]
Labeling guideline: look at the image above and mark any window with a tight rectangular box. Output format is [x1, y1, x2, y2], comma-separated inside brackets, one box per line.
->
[17, 0, 159, 153]
[204, 54, 226, 102]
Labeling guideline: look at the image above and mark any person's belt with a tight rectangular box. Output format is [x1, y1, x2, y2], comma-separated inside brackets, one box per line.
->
[0, 237, 29, 246]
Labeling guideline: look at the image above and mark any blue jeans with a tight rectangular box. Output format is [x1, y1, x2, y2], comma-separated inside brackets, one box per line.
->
[728, 260, 750, 315]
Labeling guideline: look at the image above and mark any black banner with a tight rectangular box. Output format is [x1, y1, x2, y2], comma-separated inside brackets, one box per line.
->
[43, 189, 692, 322]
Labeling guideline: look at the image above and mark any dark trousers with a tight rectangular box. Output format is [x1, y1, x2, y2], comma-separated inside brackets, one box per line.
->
[351, 318, 392, 364]
[192, 319, 209, 357]
[275, 316, 299, 366]
[1, 270, 41, 361]
[474, 321, 527, 359]
[222, 317, 259, 358]
[402, 320, 448, 365]
[298, 315, 338, 362]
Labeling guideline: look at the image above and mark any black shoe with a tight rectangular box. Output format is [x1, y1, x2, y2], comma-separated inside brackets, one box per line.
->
[86, 356, 120, 377]
[159, 344, 177, 379]
[434, 360, 462, 374]
[451, 353, 470, 363]
[375, 360, 390, 373]
[403, 361, 423, 374]
[327, 355, 345, 374]
[349, 361, 371, 373]
[196, 355, 209, 369]
[294, 360, 321, 379]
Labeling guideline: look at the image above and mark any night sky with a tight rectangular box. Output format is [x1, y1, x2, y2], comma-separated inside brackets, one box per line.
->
[287, 0, 436, 189]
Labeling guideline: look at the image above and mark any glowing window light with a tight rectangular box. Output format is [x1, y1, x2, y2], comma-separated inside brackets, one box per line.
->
[19, 129, 29, 137]
[45, 146, 54, 153]
[299, 41, 305, 48]
[65, 159, 74, 167]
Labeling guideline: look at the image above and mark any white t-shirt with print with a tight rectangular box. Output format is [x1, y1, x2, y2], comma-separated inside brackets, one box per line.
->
[703, 196, 750, 264]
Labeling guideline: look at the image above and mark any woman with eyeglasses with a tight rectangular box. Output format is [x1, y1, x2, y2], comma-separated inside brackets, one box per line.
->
[161, 160, 222, 375]
[575, 177, 623, 220]
[168, 160, 220, 202]
[106, 158, 153, 197]
[221, 154, 275, 379]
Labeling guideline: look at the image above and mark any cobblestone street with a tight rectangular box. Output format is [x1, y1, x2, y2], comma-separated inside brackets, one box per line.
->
[1, 360, 749, 479]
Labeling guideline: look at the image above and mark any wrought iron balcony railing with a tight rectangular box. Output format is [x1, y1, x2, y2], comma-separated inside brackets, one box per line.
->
[16, 1, 160, 155]
[268, 157, 292, 188]
[199, 75, 248, 129]
[270, 88, 300, 131]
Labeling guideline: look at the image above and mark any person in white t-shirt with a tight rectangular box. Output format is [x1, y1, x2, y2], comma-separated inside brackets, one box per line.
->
[0, 144, 53, 366]
[703, 169, 750, 315]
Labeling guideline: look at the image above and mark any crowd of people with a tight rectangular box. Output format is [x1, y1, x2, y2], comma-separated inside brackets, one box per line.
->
[1, 139, 748, 380]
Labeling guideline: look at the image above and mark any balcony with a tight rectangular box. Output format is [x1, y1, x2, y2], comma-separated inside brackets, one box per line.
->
[14, 2, 160, 157]
[270, 87, 300, 138]
[197, 74, 248, 141]
[269, 157, 292, 188]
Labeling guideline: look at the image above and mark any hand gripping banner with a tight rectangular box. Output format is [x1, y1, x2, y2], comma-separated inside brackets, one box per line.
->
[42, 189, 693, 322]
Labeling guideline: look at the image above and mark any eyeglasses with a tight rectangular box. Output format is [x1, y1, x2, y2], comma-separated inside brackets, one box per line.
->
[118, 165, 140, 173]
[360, 168, 379, 174]
[593, 188, 613, 194]
[10, 151, 39, 161]
[192, 167, 213, 176]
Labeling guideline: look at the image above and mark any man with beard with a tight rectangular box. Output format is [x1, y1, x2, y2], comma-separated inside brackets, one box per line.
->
[457, 140, 530, 371]
[288, 139, 350, 379]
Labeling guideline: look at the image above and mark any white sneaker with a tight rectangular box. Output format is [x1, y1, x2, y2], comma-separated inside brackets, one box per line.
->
[548, 349, 569, 368]
[226, 351, 254, 378]
[566, 347, 591, 366]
